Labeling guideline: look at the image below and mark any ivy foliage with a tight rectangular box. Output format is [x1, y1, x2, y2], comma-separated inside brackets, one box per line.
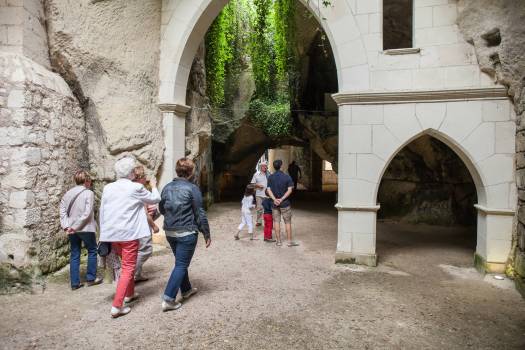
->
[249, 99, 292, 137]
[248, 0, 297, 137]
[205, 0, 252, 107]
[205, 0, 331, 137]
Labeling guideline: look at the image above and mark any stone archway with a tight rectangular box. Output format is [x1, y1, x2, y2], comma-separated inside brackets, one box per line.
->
[157, 0, 369, 185]
[332, 93, 516, 272]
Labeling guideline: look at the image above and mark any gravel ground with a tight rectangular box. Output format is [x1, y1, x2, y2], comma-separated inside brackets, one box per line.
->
[1, 193, 524, 349]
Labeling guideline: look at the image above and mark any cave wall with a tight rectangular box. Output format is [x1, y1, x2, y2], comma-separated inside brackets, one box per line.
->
[186, 42, 214, 206]
[457, 0, 525, 294]
[378, 135, 477, 225]
[45, 0, 163, 181]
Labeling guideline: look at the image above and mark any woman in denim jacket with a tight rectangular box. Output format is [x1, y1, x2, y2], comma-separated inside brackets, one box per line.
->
[159, 158, 211, 312]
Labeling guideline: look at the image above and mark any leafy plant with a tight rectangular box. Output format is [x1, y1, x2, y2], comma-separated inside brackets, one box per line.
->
[249, 99, 292, 137]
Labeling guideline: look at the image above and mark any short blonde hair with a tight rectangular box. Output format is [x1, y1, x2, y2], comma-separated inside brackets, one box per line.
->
[74, 170, 91, 185]
[176, 158, 195, 179]
[133, 165, 145, 180]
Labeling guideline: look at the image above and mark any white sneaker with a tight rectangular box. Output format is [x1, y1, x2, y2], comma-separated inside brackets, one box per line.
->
[182, 287, 198, 300]
[162, 300, 182, 312]
[111, 306, 131, 318]
[124, 293, 140, 304]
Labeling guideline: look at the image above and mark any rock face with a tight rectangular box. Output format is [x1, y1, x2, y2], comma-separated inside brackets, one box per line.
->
[186, 42, 214, 206]
[44, 0, 163, 180]
[0, 53, 86, 291]
[378, 136, 477, 226]
[457, 0, 525, 294]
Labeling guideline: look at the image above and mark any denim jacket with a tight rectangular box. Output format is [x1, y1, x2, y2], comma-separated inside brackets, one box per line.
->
[159, 178, 210, 240]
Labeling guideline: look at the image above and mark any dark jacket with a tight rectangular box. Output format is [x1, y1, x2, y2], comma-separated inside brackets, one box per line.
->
[262, 197, 273, 214]
[159, 178, 210, 240]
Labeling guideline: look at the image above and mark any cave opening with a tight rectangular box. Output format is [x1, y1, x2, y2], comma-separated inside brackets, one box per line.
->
[377, 135, 478, 262]
[185, 0, 339, 205]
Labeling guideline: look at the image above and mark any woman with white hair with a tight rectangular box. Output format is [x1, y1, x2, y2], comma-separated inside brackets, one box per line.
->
[99, 156, 161, 318]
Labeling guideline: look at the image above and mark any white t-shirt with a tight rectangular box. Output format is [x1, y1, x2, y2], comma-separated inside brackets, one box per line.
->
[241, 196, 255, 214]
[250, 171, 268, 198]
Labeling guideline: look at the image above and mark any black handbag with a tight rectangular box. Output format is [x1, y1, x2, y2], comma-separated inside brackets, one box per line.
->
[97, 241, 111, 257]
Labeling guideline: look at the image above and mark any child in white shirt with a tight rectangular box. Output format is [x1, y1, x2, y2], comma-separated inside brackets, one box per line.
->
[235, 185, 256, 240]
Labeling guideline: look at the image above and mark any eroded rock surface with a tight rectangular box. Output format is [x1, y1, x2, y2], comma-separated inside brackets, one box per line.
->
[458, 0, 525, 292]
[186, 42, 214, 205]
[45, 0, 163, 180]
[378, 135, 477, 226]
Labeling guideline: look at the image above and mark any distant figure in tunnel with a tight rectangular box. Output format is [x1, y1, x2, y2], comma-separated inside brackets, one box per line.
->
[267, 160, 298, 247]
[287, 161, 302, 192]
[250, 161, 270, 227]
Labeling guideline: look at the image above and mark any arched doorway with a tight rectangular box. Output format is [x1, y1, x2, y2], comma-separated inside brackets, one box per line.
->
[377, 134, 478, 268]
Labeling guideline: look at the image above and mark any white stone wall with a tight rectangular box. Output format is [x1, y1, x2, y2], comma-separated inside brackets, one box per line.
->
[334, 0, 493, 92]
[336, 96, 516, 269]
[0, 52, 86, 274]
[0, 0, 50, 68]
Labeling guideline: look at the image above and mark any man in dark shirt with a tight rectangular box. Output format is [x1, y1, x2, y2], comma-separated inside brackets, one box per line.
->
[267, 159, 299, 247]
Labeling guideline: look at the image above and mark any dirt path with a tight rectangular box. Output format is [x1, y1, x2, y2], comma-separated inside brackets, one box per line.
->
[1, 195, 524, 349]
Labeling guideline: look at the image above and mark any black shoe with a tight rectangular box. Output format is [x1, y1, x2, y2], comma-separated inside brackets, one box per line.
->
[86, 278, 103, 287]
[264, 238, 276, 243]
[71, 283, 84, 291]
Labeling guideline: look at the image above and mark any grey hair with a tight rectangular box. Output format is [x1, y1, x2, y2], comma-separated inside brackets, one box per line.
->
[114, 156, 136, 179]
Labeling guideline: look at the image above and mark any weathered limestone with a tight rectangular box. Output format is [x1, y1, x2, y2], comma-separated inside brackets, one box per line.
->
[457, 0, 525, 288]
[378, 135, 478, 226]
[45, 0, 164, 181]
[185, 42, 214, 205]
[0, 52, 86, 287]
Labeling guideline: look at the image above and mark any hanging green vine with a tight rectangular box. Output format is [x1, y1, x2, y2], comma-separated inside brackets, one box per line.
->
[205, 0, 333, 137]
[273, 0, 297, 89]
[205, 9, 233, 106]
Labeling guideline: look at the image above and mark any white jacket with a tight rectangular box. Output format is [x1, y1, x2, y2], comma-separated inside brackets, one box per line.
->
[99, 178, 161, 242]
[241, 195, 255, 214]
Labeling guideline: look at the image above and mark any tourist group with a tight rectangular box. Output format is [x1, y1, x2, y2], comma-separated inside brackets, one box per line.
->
[59, 156, 298, 318]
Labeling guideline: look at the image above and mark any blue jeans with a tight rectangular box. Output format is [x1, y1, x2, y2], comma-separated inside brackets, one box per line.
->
[163, 234, 198, 302]
[69, 232, 98, 287]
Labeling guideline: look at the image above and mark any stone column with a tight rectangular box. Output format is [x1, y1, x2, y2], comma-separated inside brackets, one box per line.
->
[474, 205, 515, 273]
[335, 103, 379, 266]
[158, 103, 191, 188]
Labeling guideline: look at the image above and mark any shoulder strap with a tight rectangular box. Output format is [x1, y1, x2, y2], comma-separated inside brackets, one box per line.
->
[67, 188, 87, 216]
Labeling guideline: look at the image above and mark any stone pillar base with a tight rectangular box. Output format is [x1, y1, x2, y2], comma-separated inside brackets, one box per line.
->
[335, 251, 377, 267]
[474, 253, 506, 274]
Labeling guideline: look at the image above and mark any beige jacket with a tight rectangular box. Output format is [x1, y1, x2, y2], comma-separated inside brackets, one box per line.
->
[59, 185, 97, 232]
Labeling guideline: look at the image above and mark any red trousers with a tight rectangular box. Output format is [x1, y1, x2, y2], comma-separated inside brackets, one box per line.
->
[263, 213, 273, 240]
[111, 240, 139, 308]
